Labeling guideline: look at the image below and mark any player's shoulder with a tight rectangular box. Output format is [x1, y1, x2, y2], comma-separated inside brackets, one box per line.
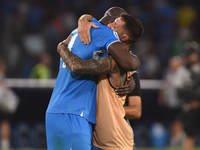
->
[91, 22, 120, 40]
[91, 18, 111, 31]
[71, 28, 78, 35]
[91, 18, 101, 26]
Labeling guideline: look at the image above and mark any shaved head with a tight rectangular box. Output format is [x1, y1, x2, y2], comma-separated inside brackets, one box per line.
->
[99, 7, 128, 26]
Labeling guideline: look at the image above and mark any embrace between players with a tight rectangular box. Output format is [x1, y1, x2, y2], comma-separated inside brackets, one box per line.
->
[46, 6, 144, 150]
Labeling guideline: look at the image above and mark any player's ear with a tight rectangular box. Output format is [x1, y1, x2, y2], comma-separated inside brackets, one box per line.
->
[121, 34, 129, 42]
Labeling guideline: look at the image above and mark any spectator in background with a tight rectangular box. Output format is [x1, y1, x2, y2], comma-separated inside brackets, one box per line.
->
[170, 120, 186, 148]
[177, 2, 197, 28]
[29, 52, 52, 79]
[158, 56, 183, 124]
[1, 0, 200, 79]
[172, 2, 198, 58]
[158, 55, 186, 147]
[174, 43, 200, 150]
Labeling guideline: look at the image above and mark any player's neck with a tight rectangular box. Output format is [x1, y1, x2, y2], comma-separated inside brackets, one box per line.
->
[99, 18, 108, 26]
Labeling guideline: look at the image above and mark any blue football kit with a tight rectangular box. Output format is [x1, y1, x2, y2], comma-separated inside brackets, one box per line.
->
[46, 18, 120, 150]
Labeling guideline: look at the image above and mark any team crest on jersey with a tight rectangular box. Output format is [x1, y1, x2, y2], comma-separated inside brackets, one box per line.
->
[113, 31, 120, 40]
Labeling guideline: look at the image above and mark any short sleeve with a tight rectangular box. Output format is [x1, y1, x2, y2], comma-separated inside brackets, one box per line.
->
[90, 21, 120, 52]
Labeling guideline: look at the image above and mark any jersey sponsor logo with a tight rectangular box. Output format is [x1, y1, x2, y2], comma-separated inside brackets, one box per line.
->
[113, 31, 120, 40]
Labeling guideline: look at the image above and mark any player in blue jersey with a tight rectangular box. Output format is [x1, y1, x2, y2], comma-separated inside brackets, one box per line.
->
[57, 12, 143, 150]
[46, 7, 140, 150]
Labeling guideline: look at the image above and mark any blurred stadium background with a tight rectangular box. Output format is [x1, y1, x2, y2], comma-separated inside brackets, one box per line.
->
[0, 0, 200, 149]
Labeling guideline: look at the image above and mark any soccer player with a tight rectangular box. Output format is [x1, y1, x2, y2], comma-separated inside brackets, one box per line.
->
[57, 12, 144, 150]
[46, 7, 140, 150]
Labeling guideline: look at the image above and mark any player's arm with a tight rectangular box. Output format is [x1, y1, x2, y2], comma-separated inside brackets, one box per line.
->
[78, 14, 99, 45]
[124, 72, 142, 119]
[58, 36, 135, 96]
[108, 42, 140, 71]
[115, 76, 135, 96]
[58, 36, 119, 75]
[124, 96, 142, 119]
[78, 16, 140, 71]
[78, 14, 93, 22]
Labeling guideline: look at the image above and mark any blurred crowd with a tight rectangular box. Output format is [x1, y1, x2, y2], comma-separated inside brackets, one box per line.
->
[157, 44, 200, 149]
[1, 0, 200, 149]
[0, 0, 200, 79]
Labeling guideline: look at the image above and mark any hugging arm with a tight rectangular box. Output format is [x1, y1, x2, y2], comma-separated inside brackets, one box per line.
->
[78, 15, 140, 71]
[58, 36, 135, 96]
[78, 14, 99, 45]
[58, 36, 119, 75]
[115, 76, 135, 96]
[108, 42, 140, 71]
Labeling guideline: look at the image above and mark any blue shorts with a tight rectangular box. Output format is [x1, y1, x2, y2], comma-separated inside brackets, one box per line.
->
[46, 113, 92, 150]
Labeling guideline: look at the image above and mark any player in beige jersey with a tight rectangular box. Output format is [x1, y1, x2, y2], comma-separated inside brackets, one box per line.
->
[57, 7, 144, 150]
[93, 71, 133, 150]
